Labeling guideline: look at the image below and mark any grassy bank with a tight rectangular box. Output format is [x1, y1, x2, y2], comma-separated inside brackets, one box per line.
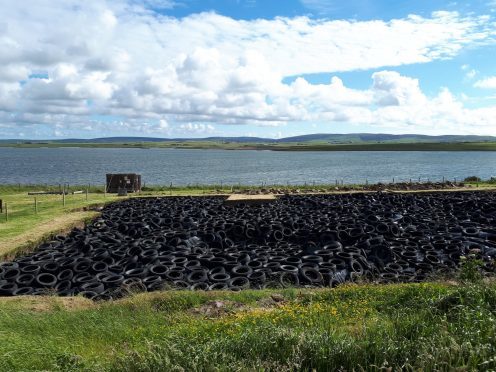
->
[0, 187, 118, 258]
[3, 140, 496, 151]
[0, 282, 495, 370]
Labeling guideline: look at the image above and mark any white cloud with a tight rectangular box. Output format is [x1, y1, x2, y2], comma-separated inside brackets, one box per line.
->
[465, 69, 477, 79]
[179, 123, 216, 134]
[372, 71, 426, 106]
[0, 0, 496, 136]
[461, 64, 478, 80]
[474, 76, 496, 89]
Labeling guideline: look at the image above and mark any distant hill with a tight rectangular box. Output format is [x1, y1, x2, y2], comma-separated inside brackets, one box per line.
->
[276, 133, 496, 144]
[1, 133, 495, 144]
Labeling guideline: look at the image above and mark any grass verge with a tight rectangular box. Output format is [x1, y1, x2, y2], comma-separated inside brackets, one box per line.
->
[0, 187, 119, 258]
[0, 282, 496, 370]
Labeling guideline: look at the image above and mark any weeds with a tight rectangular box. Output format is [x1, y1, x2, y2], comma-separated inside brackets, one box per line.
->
[0, 283, 495, 370]
[459, 255, 484, 283]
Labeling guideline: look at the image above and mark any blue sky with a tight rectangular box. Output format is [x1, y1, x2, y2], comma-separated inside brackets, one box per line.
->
[161, 0, 491, 21]
[1, 0, 496, 138]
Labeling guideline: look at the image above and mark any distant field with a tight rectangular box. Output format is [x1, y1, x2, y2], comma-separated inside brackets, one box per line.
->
[3, 141, 496, 151]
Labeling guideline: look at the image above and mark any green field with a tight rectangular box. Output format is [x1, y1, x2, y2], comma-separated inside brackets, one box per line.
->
[3, 140, 496, 151]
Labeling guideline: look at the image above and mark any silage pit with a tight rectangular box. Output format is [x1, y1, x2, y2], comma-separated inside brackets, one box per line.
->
[1, 192, 496, 300]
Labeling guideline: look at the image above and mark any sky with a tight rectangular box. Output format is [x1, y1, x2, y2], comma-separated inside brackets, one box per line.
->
[1, 0, 496, 139]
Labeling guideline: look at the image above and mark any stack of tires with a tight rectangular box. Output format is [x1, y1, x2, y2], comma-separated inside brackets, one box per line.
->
[1, 192, 495, 299]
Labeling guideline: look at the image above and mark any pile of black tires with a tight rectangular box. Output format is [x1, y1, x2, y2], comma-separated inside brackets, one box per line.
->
[1, 192, 495, 300]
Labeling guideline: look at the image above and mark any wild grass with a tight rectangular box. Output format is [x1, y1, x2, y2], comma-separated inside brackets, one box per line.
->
[0, 282, 495, 370]
[0, 187, 120, 258]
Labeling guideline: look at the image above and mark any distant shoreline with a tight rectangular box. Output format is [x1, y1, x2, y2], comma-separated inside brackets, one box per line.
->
[2, 141, 496, 151]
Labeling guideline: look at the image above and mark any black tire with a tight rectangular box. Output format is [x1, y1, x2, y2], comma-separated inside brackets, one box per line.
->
[300, 267, 323, 284]
[16, 274, 35, 287]
[57, 269, 74, 282]
[190, 282, 209, 290]
[186, 270, 208, 283]
[55, 280, 72, 292]
[35, 273, 57, 288]
[279, 272, 300, 287]
[0, 282, 17, 296]
[228, 277, 250, 289]
[102, 275, 125, 287]
[231, 265, 253, 277]
[79, 291, 98, 299]
[13, 287, 34, 296]
[81, 282, 105, 294]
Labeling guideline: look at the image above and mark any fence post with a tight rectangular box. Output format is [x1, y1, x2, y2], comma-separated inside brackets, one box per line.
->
[63, 192, 66, 206]
[104, 184, 106, 198]
[34, 197, 38, 214]
[5, 203, 8, 222]
[170, 182, 172, 196]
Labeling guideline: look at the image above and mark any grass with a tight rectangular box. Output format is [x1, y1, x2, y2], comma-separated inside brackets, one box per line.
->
[0, 282, 496, 370]
[0, 186, 119, 258]
[3, 140, 496, 151]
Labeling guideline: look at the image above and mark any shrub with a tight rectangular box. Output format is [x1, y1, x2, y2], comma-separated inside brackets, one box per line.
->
[464, 176, 481, 182]
[459, 255, 484, 283]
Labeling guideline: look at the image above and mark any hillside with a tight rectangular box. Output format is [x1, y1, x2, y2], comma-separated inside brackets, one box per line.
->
[1, 133, 496, 145]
